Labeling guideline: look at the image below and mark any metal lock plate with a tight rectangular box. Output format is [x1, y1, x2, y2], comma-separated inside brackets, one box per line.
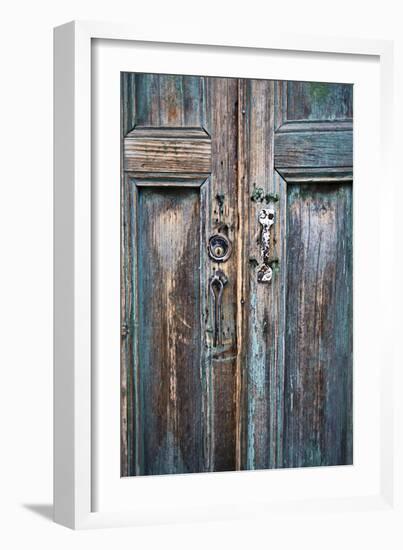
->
[257, 208, 275, 283]
[208, 234, 232, 262]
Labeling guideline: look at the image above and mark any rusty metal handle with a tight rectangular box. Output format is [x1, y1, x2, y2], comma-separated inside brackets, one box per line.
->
[209, 270, 228, 346]
[257, 208, 274, 283]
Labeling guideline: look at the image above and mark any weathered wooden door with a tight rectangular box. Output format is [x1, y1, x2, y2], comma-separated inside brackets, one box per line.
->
[121, 74, 353, 476]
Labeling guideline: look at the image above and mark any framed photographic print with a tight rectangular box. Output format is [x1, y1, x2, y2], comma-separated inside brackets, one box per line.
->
[54, 21, 396, 529]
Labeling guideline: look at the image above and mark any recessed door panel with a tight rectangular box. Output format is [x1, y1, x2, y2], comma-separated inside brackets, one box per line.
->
[284, 183, 353, 467]
[137, 187, 203, 475]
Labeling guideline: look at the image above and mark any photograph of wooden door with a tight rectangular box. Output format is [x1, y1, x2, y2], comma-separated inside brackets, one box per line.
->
[121, 73, 353, 476]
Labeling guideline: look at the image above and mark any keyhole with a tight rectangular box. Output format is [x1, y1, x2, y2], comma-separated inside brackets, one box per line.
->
[208, 234, 232, 262]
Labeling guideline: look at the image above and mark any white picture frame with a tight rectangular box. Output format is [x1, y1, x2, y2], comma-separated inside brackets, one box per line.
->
[54, 20, 397, 530]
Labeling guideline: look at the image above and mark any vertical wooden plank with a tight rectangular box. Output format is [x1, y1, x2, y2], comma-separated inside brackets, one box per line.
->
[238, 79, 286, 470]
[273, 80, 288, 468]
[235, 81, 248, 471]
[158, 75, 185, 126]
[126, 178, 140, 476]
[121, 72, 136, 136]
[199, 178, 213, 471]
[120, 74, 135, 476]
[120, 75, 127, 477]
[135, 73, 161, 126]
[137, 188, 204, 475]
[283, 183, 353, 467]
[183, 76, 205, 127]
[205, 77, 239, 471]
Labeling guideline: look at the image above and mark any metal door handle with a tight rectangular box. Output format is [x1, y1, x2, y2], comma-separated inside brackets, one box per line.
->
[209, 270, 228, 346]
[257, 208, 274, 283]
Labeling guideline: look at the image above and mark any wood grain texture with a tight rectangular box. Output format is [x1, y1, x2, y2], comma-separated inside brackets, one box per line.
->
[286, 82, 353, 121]
[276, 81, 353, 468]
[124, 134, 211, 173]
[121, 73, 354, 476]
[133, 176, 207, 188]
[276, 120, 352, 133]
[134, 74, 206, 128]
[204, 77, 239, 472]
[126, 127, 210, 139]
[137, 187, 204, 475]
[121, 74, 212, 476]
[121, 72, 136, 136]
[122, 73, 241, 475]
[275, 166, 353, 184]
[121, 73, 136, 477]
[283, 183, 353, 467]
[238, 79, 286, 470]
[274, 129, 352, 168]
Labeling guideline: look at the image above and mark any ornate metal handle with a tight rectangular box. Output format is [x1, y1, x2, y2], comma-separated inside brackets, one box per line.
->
[257, 208, 274, 283]
[209, 270, 228, 346]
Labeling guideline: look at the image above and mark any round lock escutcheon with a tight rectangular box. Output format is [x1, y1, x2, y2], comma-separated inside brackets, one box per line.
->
[208, 234, 232, 262]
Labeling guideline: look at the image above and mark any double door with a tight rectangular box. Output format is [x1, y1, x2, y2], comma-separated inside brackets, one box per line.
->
[121, 74, 353, 476]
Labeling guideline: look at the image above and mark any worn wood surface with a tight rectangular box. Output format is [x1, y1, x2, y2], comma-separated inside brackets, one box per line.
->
[237, 79, 286, 470]
[137, 188, 203, 474]
[275, 166, 353, 184]
[274, 128, 352, 168]
[204, 77, 239, 472]
[121, 73, 211, 476]
[286, 82, 353, 121]
[127, 127, 210, 138]
[121, 73, 241, 475]
[124, 129, 211, 173]
[121, 74, 353, 476]
[284, 183, 353, 467]
[276, 81, 353, 468]
[134, 74, 206, 127]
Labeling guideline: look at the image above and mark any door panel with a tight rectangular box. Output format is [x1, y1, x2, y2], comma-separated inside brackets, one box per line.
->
[274, 129, 352, 169]
[134, 74, 206, 127]
[284, 183, 353, 467]
[137, 187, 202, 475]
[286, 82, 353, 121]
[121, 73, 353, 476]
[124, 127, 212, 173]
